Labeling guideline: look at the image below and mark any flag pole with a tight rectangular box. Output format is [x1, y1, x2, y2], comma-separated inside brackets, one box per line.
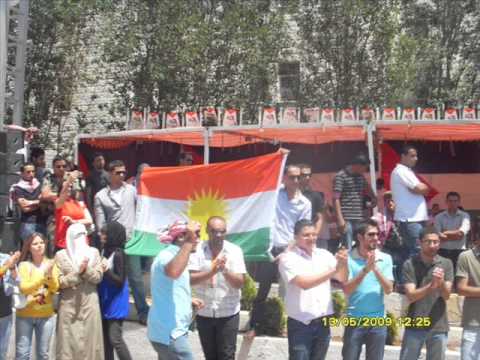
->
[367, 121, 377, 196]
[203, 127, 210, 164]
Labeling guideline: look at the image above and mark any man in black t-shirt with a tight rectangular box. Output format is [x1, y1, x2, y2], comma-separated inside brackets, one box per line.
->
[12, 163, 47, 242]
[299, 164, 327, 248]
[85, 153, 109, 213]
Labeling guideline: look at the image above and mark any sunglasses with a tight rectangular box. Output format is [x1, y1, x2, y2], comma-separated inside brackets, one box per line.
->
[114, 171, 126, 176]
[288, 175, 301, 180]
[366, 232, 379, 237]
[55, 165, 66, 168]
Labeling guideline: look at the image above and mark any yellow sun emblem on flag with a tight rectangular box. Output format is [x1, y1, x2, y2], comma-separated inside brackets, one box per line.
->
[185, 188, 229, 240]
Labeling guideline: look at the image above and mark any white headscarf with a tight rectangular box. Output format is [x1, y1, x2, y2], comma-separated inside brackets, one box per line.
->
[66, 223, 96, 271]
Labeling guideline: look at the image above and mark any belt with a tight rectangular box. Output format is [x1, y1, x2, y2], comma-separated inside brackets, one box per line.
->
[309, 316, 329, 326]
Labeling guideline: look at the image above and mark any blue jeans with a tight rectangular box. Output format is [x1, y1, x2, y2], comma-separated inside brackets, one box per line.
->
[287, 317, 331, 360]
[400, 329, 447, 360]
[398, 221, 424, 258]
[342, 326, 387, 360]
[15, 316, 55, 360]
[19, 222, 47, 242]
[151, 333, 193, 360]
[0, 314, 12, 360]
[127, 255, 149, 320]
[341, 220, 361, 250]
[461, 326, 480, 360]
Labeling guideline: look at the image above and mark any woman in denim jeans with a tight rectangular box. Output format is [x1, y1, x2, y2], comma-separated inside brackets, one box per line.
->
[16, 233, 60, 360]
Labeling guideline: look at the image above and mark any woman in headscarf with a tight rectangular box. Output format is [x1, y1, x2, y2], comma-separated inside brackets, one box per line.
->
[15, 233, 59, 360]
[55, 223, 104, 360]
[98, 222, 132, 360]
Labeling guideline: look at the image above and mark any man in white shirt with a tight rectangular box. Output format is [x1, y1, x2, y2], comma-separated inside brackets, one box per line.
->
[390, 144, 429, 273]
[279, 219, 348, 360]
[247, 164, 312, 338]
[189, 216, 246, 360]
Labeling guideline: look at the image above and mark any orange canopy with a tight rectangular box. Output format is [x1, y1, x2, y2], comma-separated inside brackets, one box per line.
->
[80, 125, 366, 149]
[377, 123, 480, 141]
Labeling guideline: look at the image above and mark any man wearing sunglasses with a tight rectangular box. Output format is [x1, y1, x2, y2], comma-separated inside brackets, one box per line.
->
[94, 160, 150, 325]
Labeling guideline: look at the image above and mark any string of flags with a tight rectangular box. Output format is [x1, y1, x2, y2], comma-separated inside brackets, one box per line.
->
[127, 106, 480, 130]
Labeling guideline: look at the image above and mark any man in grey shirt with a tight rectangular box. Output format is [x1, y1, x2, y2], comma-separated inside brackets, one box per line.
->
[434, 191, 470, 271]
[456, 236, 480, 360]
[94, 160, 149, 324]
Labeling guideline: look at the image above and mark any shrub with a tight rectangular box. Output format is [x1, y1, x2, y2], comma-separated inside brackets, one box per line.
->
[241, 274, 257, 311]
[386, 311, 400, 345]
[332, 290, 347, 317]
[256, 297, 286, 336]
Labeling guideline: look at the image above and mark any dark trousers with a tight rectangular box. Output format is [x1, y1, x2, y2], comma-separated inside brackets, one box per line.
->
[102, 319, 132, 360]
[249, 246, 285, 330]
[196, 313, 240, 360]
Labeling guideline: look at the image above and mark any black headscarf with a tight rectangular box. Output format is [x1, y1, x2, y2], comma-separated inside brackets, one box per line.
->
[102, 221, 127, 256]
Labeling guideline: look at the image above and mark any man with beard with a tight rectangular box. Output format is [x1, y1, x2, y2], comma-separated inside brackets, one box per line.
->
[342, 219, 394, 360]
[189, 216, 246, 360]
[400, 229, 453, 360]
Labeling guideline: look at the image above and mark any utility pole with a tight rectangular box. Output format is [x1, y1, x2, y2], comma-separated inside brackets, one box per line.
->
[0, 0, 30, 130]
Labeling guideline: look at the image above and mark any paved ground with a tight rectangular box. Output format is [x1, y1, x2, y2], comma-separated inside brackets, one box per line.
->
[6, 318, 460, 359]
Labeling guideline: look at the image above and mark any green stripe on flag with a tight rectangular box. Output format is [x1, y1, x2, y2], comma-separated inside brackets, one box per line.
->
[126, 228, 271, 261]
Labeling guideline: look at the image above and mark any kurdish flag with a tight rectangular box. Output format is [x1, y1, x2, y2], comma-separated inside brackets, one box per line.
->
[126, 151, 286, 261]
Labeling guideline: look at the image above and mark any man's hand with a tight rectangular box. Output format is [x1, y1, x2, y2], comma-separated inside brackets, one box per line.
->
[430, 267, 445, 289]
[212, 255, 227, 273]
[337, 218, 346, 234]
[192, 297, 205, 311]
[335, 247, 348, 271]
[364, 251, 376, 273]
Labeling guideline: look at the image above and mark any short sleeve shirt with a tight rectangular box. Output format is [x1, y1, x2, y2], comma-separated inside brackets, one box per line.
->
[147, 245, 192, 345]
[456, 248, 480, 327]
[333, 168, 368, 221]
[347, 249, 394, 318]
[434, 210, 471, 250]
[279, 247, 336, 324]
[302, 189, 325, 222]
[391, 164, 428, 222]
[402, 255, 454, 332]
[188, 241, 246, 318]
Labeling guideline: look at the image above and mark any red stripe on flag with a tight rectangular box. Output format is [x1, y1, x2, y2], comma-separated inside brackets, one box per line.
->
[139, 152, 285, 200]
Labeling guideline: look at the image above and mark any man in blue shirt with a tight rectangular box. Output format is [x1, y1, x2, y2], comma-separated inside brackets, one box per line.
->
[148, 221, 203, 360]
[342, 219, 394, 360]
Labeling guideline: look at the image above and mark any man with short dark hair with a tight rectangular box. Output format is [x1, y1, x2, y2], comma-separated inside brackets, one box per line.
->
[400, 229, 453, 360]
[12, 163, 47, 241]
[30, 147, 49, 183]
[342, 219, 394, 360]
[434, 191, 470, 271]
[189, 216, 246, 360]
[333, 153, 375, 250]
[95, 160, 149, 325]
[391, 144, 429, 265]
[85, 153, 109, 213]
[456, 235, 480, 360]
[279, 219, 348, 360]
[299, 164, 327, 249]
[247, 164, 311, 338]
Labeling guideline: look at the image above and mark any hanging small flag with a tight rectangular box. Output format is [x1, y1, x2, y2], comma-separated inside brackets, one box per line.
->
[383, 108, 397, 121]
[262, 107, 277, 126]
[282, 107, 298, 124]
[303, 108, 320, 123]
[444, 108, 458, 121]
[223, 109, 238, 126]
[422, 107, 436, 120]
[165, 112, 181, 128]
[203, 107, 218, 126]
[130, 110, 145, 129]
[185, 111, 201, 127]
[463, 107, 476, 120]
[341, 108, 355, 122]
[321, 108, 335, 122]
[146, 112, 160, 129]
[402, 108, 416, 121]
[361, 108, 375, 121]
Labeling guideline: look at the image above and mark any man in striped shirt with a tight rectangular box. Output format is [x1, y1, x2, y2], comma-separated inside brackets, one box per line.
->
[333, 154, 375, 250]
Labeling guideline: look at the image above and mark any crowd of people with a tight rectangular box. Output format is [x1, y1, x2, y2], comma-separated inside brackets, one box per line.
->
[0, 143, 479, 360]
